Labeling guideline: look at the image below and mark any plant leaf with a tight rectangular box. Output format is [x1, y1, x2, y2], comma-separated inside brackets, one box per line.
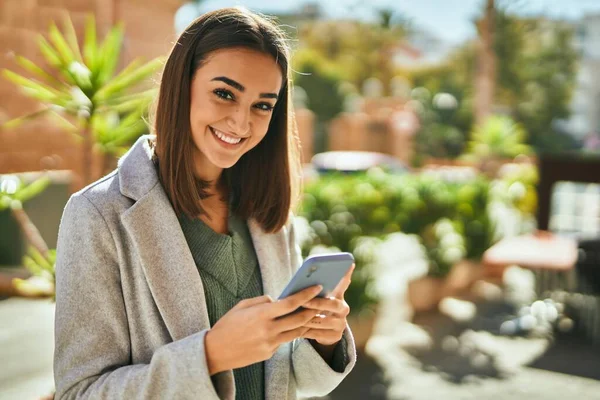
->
[94, 57, 163, 101]
[2, 70, 64, 102]
[37, 35, 78, 85]
[97, 88, 157, 107]
[83, 15, 98, 77]
[23, 254, 44, 276]
[108, 96, 153, 113]
[13, 177, 51, 203]
[28, 246, 53, 272]
[61, 14, 83, 63]
[37, 35, 63, 68]
[48, 22, 75, 65]
[15, 56, 64, 87]
[1, 108, 52, 130]
[96, 24, 124, 86]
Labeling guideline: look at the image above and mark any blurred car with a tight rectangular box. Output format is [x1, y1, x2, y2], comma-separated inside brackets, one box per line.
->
[310, 151, 408, 175]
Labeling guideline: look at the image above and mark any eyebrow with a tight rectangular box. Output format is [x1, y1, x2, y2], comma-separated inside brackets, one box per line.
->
[211, 76, 279, 99]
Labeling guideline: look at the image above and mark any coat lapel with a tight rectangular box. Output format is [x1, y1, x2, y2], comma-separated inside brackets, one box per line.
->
[118, 135, 209, 340]
[248, 219, 291, 400]
[121, 185, 210, 340]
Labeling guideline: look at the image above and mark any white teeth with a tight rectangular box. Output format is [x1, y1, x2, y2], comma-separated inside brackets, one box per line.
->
[212, 128, 241, 144]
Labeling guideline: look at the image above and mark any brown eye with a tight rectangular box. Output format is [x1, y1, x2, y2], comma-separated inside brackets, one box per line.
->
[214, 89, 235, 101]
[255, 102, 274, 112]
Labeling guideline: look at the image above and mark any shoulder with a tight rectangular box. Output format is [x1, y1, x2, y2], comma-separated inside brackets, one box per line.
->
[63, 170, 131, 224]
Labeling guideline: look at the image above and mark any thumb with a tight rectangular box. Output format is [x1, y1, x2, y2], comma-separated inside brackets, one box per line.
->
[234, 295, 274, 309]
[332, 264, 355, 299]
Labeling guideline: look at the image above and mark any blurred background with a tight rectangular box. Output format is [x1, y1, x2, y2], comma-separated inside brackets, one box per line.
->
[1, 0, 600, 399]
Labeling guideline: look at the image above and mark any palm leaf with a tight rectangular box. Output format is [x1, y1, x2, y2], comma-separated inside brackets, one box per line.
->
[94, 57, 163, 101]
[28, 246, 54, 272]
[48, 22, 76, 65]
[37, 35, 63, 68]
[2, 108, 53, 130]
[13, 177, 51, 203]
[38, 35, 77, 84]
[2, 70, 65, 102]
[108, 95, 153, 113]
[62, 15, 83, 63]
[23, 254, 45, 276]
[93, 58, 144, 104]
[15, 56, 64, 87]
[97, 88, 156, 107]
[96, 24, 124, 86]
[113, 57, 144, 79]
[83, 15, 98, 77]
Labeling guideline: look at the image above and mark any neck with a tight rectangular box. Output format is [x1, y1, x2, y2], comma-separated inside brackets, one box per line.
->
[193, 150, 224, 193]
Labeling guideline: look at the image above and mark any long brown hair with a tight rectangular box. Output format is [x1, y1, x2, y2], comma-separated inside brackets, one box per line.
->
[153, 7, 301, 233]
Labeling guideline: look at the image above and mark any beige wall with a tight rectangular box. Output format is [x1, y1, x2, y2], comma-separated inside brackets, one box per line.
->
[0, 0, 180, 187]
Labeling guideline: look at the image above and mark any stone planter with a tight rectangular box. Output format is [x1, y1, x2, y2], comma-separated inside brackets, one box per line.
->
[407, 275, 445, 313]
[407, 260, 482, 313]
[347, 310, 377, 350]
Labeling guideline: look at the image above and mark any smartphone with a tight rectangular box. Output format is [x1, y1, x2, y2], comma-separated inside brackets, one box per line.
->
[278, 252, 355, 300]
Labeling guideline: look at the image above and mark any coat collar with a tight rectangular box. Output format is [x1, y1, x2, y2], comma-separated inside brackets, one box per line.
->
[117, 134, 159, 201]
[117, 135, 290, 397]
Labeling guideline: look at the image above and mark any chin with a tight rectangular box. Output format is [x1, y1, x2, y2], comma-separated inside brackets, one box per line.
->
[211, 156, 240, 170]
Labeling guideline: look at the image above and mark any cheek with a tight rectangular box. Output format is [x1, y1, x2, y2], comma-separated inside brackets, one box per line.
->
[190, 96, 225, 128]
[249, 116, 272, 143]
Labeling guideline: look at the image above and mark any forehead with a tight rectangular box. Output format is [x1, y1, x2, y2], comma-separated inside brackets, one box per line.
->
[195, 47, 283, 94]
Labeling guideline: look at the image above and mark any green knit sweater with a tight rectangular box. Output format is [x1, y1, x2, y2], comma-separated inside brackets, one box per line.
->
[179, 212, 348, 400]
[179, 212, 265, 400]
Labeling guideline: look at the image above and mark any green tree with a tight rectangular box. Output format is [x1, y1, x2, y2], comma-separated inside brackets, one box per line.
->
[296, 18, 408, 92]
[292, 49, 346, 124]
[509, 18, 579, 151]
[409, 6, 579, 154]
[292, 48, 347, 153]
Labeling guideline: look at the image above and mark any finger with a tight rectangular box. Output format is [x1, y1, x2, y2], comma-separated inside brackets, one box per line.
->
[234, 295, 274, 309]
[302, 297, 348, 315]
[273, 308, 319, 332]
[304, 314, 346, 331]
[271, 285, 322, 317]
[331, 264, 354, 299]
[276, 326, 311, 344]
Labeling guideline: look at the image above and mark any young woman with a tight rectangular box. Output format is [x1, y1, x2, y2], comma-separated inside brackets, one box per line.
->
[53, 7, 356, 400]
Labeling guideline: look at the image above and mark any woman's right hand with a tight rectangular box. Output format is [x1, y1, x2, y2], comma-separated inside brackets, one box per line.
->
[204, 285, 323, 375]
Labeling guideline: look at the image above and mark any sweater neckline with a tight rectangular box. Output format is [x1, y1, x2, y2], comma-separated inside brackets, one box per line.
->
[178, 212, 257, 297]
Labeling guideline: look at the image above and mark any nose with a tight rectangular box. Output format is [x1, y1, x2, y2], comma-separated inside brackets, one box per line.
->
[227, 106, 250, 136]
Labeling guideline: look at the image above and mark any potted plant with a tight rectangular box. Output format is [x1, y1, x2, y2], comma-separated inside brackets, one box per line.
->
[2, 15, 163, 188]
[0, 175, 53, 297]
[462, 115, 533, 178]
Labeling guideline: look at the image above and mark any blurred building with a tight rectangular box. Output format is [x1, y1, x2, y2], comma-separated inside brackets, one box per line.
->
[0, 0, 179, 184]
[564, 13, 600, 139]
[328, 96, 419, 165]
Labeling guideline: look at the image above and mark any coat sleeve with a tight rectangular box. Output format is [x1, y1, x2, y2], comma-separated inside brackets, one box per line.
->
[54, 193, 233, 400]
[286, 215, 357, 398]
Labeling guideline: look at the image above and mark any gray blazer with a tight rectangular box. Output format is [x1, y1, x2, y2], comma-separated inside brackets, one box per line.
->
[54, 135, 356, 399]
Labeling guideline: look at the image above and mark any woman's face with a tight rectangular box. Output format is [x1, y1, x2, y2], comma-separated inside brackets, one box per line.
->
[189, 47, 283, 176]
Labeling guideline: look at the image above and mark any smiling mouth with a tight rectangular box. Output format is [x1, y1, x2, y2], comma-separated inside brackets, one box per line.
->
[209, 126, 247, 146]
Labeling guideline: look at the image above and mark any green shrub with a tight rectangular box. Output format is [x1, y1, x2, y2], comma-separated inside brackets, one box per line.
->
[298, 167, 530, 312]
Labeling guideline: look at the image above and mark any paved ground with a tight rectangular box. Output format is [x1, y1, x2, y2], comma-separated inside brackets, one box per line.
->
[1, 296, 599, 400]
[0, 298, 55, 400]
[326, 298, 600, 400]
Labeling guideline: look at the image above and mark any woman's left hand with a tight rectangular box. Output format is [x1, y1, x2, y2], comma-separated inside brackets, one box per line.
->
[301, 264, 354, 346]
